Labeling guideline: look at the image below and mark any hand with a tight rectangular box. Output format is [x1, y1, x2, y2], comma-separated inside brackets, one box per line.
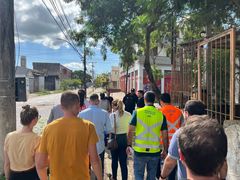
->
[161, 150, 167, 159]
[159, 177, 167, 180]
[126, 146, 133, 156]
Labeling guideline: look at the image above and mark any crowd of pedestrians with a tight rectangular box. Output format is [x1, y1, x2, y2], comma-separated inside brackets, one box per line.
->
[3, 89, 229, 180]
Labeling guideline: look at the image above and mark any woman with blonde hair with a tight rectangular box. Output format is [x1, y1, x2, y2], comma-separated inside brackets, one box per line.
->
[109, 99, 132, 180]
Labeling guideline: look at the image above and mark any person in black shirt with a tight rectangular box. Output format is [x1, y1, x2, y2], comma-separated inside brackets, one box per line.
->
[123, 89, 138, 114]
[106, 90, 114, 106]
[137, 90, 145, 108]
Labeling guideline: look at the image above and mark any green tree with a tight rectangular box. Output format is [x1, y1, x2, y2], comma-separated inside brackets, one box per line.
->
[72, 70, 92, 83]
[94, 73, 110, 89]
[61, 79, 82, 90]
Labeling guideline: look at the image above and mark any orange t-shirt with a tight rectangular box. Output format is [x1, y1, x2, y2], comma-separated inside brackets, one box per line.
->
[39, 117, 98, 180]
[160, 105, 183, 142]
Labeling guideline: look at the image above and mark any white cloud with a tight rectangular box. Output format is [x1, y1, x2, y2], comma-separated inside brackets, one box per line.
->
[64, 62, 92, 72]
[14, 0, 80, 49]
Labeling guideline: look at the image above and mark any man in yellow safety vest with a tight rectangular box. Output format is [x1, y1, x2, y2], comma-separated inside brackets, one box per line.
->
[127, 91, 168, 180]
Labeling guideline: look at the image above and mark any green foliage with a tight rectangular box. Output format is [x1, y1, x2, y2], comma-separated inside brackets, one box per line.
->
[94, 73, 110, 88]
[72, 70, 92, 83]
[61, 79, 82, 90]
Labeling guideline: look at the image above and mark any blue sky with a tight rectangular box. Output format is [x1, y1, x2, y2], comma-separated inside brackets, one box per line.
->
[15, 0, 120, 75]
[16, 42, 120, 75]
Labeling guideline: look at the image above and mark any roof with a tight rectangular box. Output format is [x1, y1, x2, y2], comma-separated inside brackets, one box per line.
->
[15, 66, 33, 78]
[16, 66, 45, 77]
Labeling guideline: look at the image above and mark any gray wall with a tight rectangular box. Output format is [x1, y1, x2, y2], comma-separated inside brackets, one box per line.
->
[224, 120, 240, 180]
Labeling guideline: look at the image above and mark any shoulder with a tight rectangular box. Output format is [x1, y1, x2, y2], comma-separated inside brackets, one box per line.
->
[5, 131, 18, 140]
[80, 108, 90, 114]
[100, 108, 108, 114]
[124, 111, 132, 116]
[81, 119, 97, 130]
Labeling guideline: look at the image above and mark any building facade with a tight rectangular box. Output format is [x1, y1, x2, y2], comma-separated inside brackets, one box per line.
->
[33, 62, 72, 91]
[119, 55, 172, 93]
[109, 66, 120, 89]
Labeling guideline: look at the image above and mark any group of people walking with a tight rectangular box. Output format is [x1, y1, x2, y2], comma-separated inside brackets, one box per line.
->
[3, 88, 228, 180]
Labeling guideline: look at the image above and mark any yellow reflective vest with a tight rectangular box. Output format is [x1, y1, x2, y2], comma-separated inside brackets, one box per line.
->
[134, 106, 163, 153]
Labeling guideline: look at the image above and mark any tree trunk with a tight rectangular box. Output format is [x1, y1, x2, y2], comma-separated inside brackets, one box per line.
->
[125, 64, 129, 94]
[0, 0, 16, 173]
[144, 26, 161, 100]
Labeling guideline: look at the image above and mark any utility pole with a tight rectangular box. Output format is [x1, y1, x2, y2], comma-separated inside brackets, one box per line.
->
[0, 0, 16, 173]
[89, 62, 97, 80]
[83, 41, 87, 93]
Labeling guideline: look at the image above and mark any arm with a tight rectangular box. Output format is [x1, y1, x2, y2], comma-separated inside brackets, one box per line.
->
[4, 150, 10, 180]
[89, 144, 102, 180]
[47, 109, 54, 124]
[127, 125, 135, 146]
[160, 155, 177, 179]
[161, 130, 168, 153]
[35, 153, 48, 180]
[161, 116, 169, 153]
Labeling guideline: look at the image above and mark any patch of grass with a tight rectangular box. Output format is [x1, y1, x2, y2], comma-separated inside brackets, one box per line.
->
[0, 175, 5, 180]
[35, 89, 63, 96]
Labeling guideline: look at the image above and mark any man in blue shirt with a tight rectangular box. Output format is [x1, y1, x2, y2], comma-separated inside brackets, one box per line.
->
[79, 93, 112, 178]
[160, 100, 206, 180]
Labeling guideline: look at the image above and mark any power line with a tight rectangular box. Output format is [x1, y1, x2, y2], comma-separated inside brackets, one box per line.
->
[41, 0, 82, 58]
[58, 0, 72, 31]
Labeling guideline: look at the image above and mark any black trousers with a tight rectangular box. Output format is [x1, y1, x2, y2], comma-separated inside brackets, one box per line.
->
[9, 167, 39, 180]
[110, 133, 128, 180]
[99, 150, 105, 176]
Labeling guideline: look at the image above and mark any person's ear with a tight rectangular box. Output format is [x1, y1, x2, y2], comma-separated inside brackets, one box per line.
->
[184, 110, 189, 120]
[179, 148, 186, 164]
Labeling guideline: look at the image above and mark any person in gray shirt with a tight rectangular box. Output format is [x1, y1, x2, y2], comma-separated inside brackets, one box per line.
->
[47, 104, 64, 124]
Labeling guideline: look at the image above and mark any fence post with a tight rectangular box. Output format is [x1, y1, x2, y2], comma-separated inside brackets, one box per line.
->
[197, 45, 202, 101]
[230, 28, 236, 120]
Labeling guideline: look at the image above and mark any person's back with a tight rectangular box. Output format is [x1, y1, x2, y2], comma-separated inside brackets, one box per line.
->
[127, 91, 169, 180]
[41, 117, 97, 179]
[79, 93, 112, 178]
[160, 100, 207, 180]
[99, 93, 111, 112]
[159, 93, 184, 142]
[37, 92, 101, 180]
[47, 104, 64, 124]
[98, 99, 110, 112]
[123, 93, 136, 114]
[4, 105, 40, 180]
[80, 106, 110, 145]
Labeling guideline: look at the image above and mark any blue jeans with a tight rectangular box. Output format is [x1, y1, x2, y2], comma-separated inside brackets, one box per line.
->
[134, 155, 160, 180]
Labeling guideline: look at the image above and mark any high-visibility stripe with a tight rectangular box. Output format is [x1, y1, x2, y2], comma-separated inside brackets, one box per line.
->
[135, 143, 160, 149]
[167, 117, 181, 132]
[135, 118, 161, 142]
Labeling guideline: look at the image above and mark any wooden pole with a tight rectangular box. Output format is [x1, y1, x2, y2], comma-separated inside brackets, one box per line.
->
[230, 28, 236, 120]
[0, 0, 16, 173]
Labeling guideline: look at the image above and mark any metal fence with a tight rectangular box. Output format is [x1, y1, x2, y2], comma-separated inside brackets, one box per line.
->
[171, 28, 240, 122]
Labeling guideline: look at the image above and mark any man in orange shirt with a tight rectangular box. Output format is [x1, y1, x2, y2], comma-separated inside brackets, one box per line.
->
[157, 93, 184, 180]
[36, 92, 102, 180]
